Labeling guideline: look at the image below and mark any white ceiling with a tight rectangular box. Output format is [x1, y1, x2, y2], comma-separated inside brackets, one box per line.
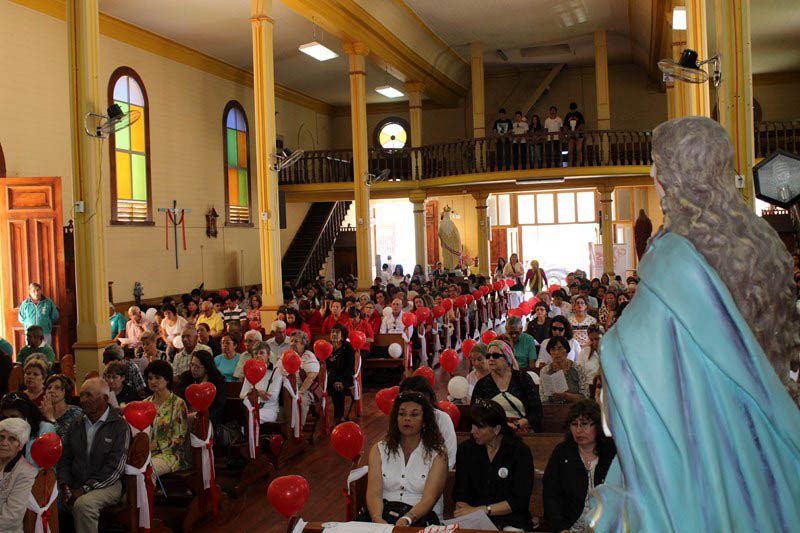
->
[99, 0, 407, 106]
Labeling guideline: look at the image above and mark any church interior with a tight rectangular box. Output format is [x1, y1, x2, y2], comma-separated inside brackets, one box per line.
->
[0, 0, 799, 532]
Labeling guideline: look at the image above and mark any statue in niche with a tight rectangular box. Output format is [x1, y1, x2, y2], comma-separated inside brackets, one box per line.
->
[593, 116, 800, 531]
[206, 207, 219, 238]
[633, 208, 652, 259]
[438, 206, 462, 271]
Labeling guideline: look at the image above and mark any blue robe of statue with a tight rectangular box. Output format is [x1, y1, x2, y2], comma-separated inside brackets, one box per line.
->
[593, 232, 800, 532]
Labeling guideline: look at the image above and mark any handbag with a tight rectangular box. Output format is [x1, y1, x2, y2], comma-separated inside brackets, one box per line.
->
[354, 500, 440, 526]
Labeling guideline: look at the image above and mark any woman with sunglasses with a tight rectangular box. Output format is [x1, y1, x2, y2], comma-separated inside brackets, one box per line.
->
[543, 399, 616, 532]
[366, 391, 447, 526]
[539, 337, 590, 404]
[453, 399, 534, 531]
[538, 316, 582, 365]
[471, 340, 542, 432]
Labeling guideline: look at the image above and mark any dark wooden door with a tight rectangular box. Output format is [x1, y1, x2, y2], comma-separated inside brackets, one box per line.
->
[425, 200, 439, 264]
[490, 228, 507, 274]
[0, 177, 70, 357]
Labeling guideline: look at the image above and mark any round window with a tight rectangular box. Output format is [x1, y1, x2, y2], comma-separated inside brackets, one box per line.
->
[378, 121, 408, 149]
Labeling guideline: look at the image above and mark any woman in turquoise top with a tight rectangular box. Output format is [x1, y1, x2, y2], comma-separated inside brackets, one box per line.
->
[0, 394, 56, 469]
[214, 333, 240, 382]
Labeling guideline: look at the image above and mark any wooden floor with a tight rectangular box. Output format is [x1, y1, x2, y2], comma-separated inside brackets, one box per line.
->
[190, 364, 456, 533]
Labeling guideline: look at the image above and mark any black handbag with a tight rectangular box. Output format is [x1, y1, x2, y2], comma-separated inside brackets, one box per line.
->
[355, 500, 440, 526]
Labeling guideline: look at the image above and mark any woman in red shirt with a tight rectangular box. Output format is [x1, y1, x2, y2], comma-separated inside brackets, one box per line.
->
[285, 308, 311, 338]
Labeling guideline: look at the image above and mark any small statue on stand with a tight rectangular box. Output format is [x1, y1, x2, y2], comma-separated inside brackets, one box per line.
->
[133, 282, 143, 307]
[438, 206, 462, 272]
[206, 207, 219, 238]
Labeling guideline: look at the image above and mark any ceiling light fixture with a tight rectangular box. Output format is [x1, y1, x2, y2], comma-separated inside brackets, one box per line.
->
[375, 85, 404, 98]
[298, 41, 338, 61]
[672, 7, 687, 30]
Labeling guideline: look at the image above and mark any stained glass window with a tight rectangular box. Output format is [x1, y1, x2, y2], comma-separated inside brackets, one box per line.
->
[378, 122, 407, 149]
[223, 102, 251, 225]
[109, 68, 151, 224]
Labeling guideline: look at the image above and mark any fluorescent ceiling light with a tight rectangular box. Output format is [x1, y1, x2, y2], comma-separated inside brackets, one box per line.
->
[298, 41, 338, 61]
[375, 85, 404, 98]
[672, 7, 687, 30]
[516, 177, 566, 185]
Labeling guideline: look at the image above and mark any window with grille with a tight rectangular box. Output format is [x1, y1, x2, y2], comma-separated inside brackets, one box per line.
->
[223, 101, 252, 225]
[108, 67, 152, 224]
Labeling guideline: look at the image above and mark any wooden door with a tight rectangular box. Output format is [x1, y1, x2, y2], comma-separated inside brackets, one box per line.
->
[0, 177, 69, 357]
[425, 200, 439, 264]
[490, 228, 507, 275]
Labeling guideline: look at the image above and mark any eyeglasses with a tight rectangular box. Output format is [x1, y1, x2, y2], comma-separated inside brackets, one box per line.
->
[551, 326, 565, 332]
[487, 352, 505, 359]
[570, 420, 595, 430]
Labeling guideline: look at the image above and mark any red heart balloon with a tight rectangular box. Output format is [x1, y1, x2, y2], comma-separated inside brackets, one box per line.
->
[270, 434, 284, 456]
[331, 421, 364, 462]
[440, 349, 459, 374]
[243, 359, 267, 385]
[402, 312, 417, 328]
[219, 289, 230, 300]
[527, 296, 539, 306]
[548, 284, 562, 293]
[185, 382, 217, 412]
[465, 294, 474, 306]
[437, 400, 460, 427]
[30, 432, 62, 471]
[508, 308, 523, 318]
[432, 305, 445, 318]
[248, 320, 260, 331]
[123, 401, 157, 431]
[313, 339, 333, 361]
[413, 366, 435, 387]
[455, 296, 467, 308]
[519, 302, 532, 315]
[481, 330, 498, 345]
[375, 387, 398, 415]
[415, 307, 431, 324]
[441, 298, 453, 311]
[282, 349, 301, 374]
[494, 281, 504, 292]
[350, 331, 367, 351]
[506, 279, 515, 288]
[461, 339, 477, 358]
[472, 290, 482, 301]
[268, 475, 310, 518]
[480, 285, 491, 296]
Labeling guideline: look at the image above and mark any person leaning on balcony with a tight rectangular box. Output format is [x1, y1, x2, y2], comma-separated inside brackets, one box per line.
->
[563, 102, 586, 167]
[544, 105, 563, 166]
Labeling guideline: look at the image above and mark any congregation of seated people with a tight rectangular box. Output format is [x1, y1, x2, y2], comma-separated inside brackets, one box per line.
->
[0, 262, 636, 531]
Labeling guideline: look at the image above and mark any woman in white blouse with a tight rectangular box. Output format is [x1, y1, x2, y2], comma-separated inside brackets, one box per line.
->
[159, 304, 187, 349]
[366, 391, 447, 526]
[568, 296, 597, 348]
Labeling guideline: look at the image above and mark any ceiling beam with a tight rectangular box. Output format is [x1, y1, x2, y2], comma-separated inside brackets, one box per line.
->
[281, 0, 467, 106]
[522, 63, 566, 117]
[647, 0, 672, 86]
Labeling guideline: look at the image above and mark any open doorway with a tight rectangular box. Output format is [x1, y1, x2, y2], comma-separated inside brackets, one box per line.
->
[371, 199, 416, 275]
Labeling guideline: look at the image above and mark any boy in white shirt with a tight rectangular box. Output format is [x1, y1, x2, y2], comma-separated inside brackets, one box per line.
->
[544, 105, 563, 167]
[512, 111, 529, 169]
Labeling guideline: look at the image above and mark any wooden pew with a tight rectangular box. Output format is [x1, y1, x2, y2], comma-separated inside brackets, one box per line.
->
[8, 363, 23, 391]
[366, 333, 408, 374]
[59, 354, 77, 393]
[24, 468, 58, 533]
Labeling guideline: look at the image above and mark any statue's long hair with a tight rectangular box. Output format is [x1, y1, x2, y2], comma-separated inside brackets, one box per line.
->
[652, 116, 800, 404]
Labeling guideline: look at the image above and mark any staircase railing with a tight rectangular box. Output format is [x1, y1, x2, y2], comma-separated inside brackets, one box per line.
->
[755, 120, 800, 158]
[293, 201, 349, 286]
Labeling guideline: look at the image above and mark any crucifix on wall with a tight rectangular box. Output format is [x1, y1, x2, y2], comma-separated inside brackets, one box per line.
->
[158, 200, 191, 269]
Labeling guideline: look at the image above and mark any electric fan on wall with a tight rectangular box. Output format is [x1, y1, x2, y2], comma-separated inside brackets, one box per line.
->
[658, 48, 721, 87]
[84, 103, 140, 138]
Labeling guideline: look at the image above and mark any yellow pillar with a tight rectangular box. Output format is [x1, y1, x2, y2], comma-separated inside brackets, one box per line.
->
[715, 0, 756, 208]
[409, 189, 427, 272]
[406, 81, 424, 180]
[67, 0, 111, 375]
[594, 30, 611, 164]
[669, 0, 710, 117]
[470, 42, 485, 139]
[251, 0, 283, 320]
[472, 192, 490, 275]
[343, 42, 373, 290]
[667, 18, 686, 119]
[598, 186, 615, 275]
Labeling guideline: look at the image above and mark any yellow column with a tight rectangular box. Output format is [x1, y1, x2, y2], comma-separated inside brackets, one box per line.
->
[406, 81, 424, 180]
[472, 192, 490, 275]
[251, 0, 283, 320]
[594, 30, 611, 164]
[715, 0, 756, 208]
[343, 42, 373, 290]
[67, 0, 111, 375]
[409, 189, 427, 272]
[669, 0, 710, 117]
[470, 43, 485, 139]
[598, 186, 615, 275]
[667, 17, 686, 119]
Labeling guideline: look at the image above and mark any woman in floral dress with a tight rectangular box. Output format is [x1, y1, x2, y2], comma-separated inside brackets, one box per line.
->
[143, 360, 188, 475]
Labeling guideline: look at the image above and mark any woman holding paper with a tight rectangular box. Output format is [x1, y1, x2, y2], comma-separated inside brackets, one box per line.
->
[471, 340, 542, 432]
[538, 337, 589, 404]
[453, 399, 534, 531]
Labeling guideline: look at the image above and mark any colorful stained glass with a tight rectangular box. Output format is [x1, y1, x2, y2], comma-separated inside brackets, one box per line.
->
[226, 110, 237, 129]
[114, 101, 130, 150]
[228, 168, 239, 205]
[116, 152, 131, 199]
[227, 129, 238, 166]
[132, 154, 146, 200]
[238, 169, 248, 206]
[112, 73, 149, 220]
[128, 79, 144, 106]
[130, 104, 145, 152]
[224, 104, 250, 221]
[379, 122, 408, 149]
[113, 78, 128, 102]
[237, 131, 247, 167]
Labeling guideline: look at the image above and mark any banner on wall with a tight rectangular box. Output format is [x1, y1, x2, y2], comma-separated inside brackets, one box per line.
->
[589, 243, 630, 278]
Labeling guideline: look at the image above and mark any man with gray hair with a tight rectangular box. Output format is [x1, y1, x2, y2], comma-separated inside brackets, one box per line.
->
[171, 325, 210, 376]
[58, 378, 129, 533]
[266, 320, 290, 366]
[233, 329, 263, 380]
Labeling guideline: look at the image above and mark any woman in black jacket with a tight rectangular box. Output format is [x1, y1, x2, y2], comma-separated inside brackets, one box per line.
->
[326, 324, 355, 425]
[543, 399, 616, 532]
[453, 399, 534, 530]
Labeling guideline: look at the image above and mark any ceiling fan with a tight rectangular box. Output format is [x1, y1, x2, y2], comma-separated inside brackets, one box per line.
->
[84, 104, 140, 138]
[658, 48, 721, 87]
[271, 148, 305, 172]
[366, 168, 391, 186]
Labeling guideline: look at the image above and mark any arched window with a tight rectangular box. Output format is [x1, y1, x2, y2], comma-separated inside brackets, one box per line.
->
[223, 102, 252, 225]
[373, 117, 409, 150]
[108, 67, 152, 224]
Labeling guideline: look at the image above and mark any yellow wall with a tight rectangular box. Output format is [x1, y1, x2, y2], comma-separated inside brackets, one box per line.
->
[0, 1, 326, 298]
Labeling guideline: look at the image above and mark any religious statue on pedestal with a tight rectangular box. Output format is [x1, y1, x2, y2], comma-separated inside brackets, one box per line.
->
[594, 117, 800, 531]
[438, 206, 462, 271]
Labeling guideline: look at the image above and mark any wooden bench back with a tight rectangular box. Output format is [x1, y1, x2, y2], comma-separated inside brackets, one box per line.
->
[24, 468, 59, 533]
[8, 363, 23, 392]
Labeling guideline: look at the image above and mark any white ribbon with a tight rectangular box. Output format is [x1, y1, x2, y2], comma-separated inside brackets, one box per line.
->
[189, 422, 215, 489]
[26, 481, 58, 533]
[352, 356, 362, 401]
[419, 326, 428, 367]
[242, 397, 259, 459]
[123, 453, 152, 528]
[283, 380, 301, 438]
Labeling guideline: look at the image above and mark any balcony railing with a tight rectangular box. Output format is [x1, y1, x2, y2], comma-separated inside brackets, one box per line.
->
[278, 122, 798, 186]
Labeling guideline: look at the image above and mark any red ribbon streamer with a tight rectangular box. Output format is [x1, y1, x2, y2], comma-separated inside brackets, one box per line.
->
[343, 487, 351, 521]
[165, 210, 187, 250]
[252, 402, 259, 459]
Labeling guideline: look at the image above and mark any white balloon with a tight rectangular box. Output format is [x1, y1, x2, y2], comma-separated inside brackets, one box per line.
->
[383, 306, 393, 317]
[447, 376, 469, 400]
[144, 307, 158, 322]
[172, 336, 184, 350]
[388, 342, 402, 358]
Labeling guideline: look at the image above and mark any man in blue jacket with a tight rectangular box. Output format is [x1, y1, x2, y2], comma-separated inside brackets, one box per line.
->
[17, 282, 59, 345]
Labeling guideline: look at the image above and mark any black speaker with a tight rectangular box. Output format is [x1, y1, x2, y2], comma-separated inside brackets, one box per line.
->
[279, 189, 287, 229]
